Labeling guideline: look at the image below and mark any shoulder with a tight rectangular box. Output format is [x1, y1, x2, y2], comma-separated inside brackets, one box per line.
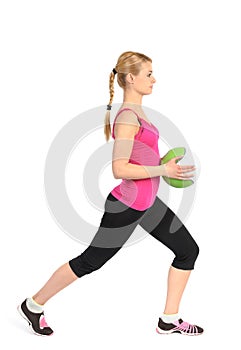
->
[113, 109, 140, 139]
[114, 108, 140, 127]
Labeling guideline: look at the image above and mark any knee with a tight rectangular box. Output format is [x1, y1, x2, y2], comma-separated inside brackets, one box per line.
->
[69, 254, 104, 278]
[190, 241, 200, 265]
[173, 240, 200, 270]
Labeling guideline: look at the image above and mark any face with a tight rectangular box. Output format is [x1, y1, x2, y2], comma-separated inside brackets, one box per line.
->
[127, 61, 156, 95]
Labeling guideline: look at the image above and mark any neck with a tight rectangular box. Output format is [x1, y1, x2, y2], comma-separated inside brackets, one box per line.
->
[121, 102, 143, 114]
[123, 90, 143, 105]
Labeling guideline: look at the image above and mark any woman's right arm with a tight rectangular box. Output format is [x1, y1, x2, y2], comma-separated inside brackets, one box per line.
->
[112, 111, 195, 180]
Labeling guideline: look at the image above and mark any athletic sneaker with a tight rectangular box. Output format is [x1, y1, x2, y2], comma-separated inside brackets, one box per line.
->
[156, 318, 204, 336]
[17, 299, 54, 336]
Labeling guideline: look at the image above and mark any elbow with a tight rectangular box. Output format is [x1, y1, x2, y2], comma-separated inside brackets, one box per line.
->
[113, 173, 121, 179]
[112, 160, 131, 180]
[112, 163, 125, 179]
[112, 168, 122, 179]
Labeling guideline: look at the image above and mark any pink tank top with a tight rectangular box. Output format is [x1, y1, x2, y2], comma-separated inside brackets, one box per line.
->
[111, 108, 160, 211]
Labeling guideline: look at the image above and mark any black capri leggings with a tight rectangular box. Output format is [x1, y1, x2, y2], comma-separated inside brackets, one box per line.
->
[69, 193, 199, 278]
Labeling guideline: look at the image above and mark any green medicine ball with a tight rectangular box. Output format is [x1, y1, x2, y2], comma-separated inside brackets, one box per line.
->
[161, 147, 194, 188]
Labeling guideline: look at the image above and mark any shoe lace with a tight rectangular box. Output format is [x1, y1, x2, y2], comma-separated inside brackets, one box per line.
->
[175, 320, 198, 334]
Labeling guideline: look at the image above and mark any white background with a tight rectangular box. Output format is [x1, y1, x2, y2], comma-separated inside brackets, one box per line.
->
[1, 0, 240, 349]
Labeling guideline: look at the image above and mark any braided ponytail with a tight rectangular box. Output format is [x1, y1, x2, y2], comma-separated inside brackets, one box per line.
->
[104, 69, 116, 142]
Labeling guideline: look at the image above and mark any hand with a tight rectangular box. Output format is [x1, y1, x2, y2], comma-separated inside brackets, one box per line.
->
[163, 156, 196, 180]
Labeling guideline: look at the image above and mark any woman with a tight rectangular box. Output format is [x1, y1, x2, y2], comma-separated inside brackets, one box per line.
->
[18, 51, 203, 336]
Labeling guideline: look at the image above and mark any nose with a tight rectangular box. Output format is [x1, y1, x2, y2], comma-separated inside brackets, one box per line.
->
[152, 76, 156, 83]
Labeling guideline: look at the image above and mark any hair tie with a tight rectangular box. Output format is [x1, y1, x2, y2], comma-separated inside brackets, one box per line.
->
[107, 105, 112, 110]
[112, 68, 117, 75]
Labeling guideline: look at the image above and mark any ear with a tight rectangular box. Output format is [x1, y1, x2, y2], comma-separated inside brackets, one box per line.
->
[125, 73, 135, 84]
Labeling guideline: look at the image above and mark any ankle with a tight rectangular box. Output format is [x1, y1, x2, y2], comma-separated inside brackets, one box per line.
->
[26, 297, 44, 313]
[32, 294, 45, 306]
[162, 312, 179, 323]
[164, 308, 179, 315]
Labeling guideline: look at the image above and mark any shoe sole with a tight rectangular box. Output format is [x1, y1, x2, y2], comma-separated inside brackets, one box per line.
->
[156, 326, 203, 336]
[17, 305, 53, 337]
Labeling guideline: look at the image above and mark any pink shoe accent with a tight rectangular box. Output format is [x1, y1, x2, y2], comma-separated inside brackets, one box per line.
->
[40, 315, 49, 329]
[173, 320, 198, 334]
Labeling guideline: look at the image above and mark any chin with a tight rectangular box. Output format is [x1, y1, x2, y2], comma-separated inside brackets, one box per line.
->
[140, 89, 153, 96]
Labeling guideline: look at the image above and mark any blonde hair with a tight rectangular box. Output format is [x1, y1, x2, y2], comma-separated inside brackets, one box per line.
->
[104, 51, 152, 142]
